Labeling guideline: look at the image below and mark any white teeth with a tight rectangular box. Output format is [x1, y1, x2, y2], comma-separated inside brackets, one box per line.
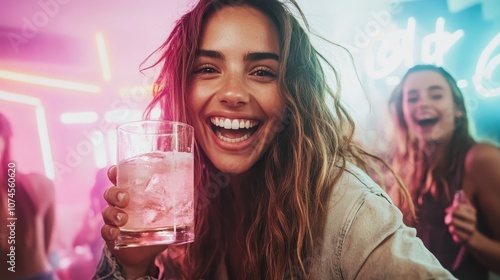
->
[231, 119, 239, 129]
[210, 117, 259, 130]
[224, 119, 231, 129]
[415, 113, 437, 120]
[215, 131, 251, 143]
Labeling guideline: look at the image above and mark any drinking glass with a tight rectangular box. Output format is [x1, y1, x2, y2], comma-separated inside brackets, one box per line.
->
[114, 120, 194, 248]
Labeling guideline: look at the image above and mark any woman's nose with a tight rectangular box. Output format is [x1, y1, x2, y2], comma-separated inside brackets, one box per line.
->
[417, 95, 430, 108]
[217, 76, 250, 108]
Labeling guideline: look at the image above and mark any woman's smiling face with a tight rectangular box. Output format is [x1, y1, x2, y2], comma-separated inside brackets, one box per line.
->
[402, 70, 462, 144]
[187, 5, 285, 175]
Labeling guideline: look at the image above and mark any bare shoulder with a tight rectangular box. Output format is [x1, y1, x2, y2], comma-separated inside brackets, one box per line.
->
[27, 172, 54, 186]
[25, 173, 56, 200]
[465, 143, 500, 169]
[464, 142, 500, 191]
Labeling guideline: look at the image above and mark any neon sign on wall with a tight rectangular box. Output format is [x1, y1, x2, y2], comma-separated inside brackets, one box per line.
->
[473, 33, 500, 97]
[364, 17, 500, 98]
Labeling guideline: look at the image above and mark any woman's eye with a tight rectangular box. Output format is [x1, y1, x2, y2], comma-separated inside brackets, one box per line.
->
[252, 68, 277, 77]
[193, 65, 217, 74]
[431, 95, 443, 100]
[407, 97, 418, 103]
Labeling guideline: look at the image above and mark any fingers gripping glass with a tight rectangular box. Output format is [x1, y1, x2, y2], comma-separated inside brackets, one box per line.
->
[114, 120, 195, 248]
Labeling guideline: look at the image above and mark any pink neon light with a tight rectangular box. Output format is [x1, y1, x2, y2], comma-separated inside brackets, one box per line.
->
[0, 90, 55, 179]
[95, 32, 112, 82]
[0, 70, 101, 93]
[60, 112, 99, 124]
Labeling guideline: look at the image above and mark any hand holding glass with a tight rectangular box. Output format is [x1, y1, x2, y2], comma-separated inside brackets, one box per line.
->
[114, 120, 194, 248]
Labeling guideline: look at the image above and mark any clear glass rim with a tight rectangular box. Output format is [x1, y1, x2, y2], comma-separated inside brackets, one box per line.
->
[116, 120, 194, 136]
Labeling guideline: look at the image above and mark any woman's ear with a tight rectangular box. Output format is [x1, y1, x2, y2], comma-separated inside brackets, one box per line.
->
[454, 108, 463, 118]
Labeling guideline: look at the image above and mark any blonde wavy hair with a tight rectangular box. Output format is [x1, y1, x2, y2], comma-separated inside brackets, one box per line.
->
[144, 0, 412, 278]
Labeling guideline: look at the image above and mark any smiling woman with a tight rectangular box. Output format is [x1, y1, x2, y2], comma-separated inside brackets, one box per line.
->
[93, 1, 456, 279]
[187, 5, 283, 176]
[388, 64, 500, 279]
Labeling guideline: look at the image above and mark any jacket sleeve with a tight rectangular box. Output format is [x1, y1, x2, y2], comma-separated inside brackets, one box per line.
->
[93, 246, 158, 280]
[342, 192, 456, 280]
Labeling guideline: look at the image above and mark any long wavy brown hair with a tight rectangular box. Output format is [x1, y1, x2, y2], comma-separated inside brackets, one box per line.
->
[143, 0, 412, 278]
[388, 65, 476, 215]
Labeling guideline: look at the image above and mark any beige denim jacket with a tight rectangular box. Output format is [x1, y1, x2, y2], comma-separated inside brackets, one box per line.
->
[304, 162, 456, 279]
[94, 162, 456, 279]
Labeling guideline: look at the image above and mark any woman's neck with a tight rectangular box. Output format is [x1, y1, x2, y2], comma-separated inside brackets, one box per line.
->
[227, 172, 256, 210]
[226, 159, 265, 206]
[419, 139, 450, 165]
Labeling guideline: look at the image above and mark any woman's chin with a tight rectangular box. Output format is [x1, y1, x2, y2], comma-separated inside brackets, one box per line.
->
[213, 164, 249, 176]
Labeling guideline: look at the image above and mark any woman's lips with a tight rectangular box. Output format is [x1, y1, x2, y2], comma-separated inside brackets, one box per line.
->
[208, 116, 261, 145]
[416, 117, 439, 127]
[215, 130, 252, 143]
[210, 117, 259, 129]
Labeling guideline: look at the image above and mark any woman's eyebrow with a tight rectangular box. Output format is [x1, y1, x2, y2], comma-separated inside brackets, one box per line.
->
[407, 89, 419, 95]
[428, 85, 444, 91]
[196, 49, 224, 59]
[195, 50, 280, 62]
[244, 52, 280, 62]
